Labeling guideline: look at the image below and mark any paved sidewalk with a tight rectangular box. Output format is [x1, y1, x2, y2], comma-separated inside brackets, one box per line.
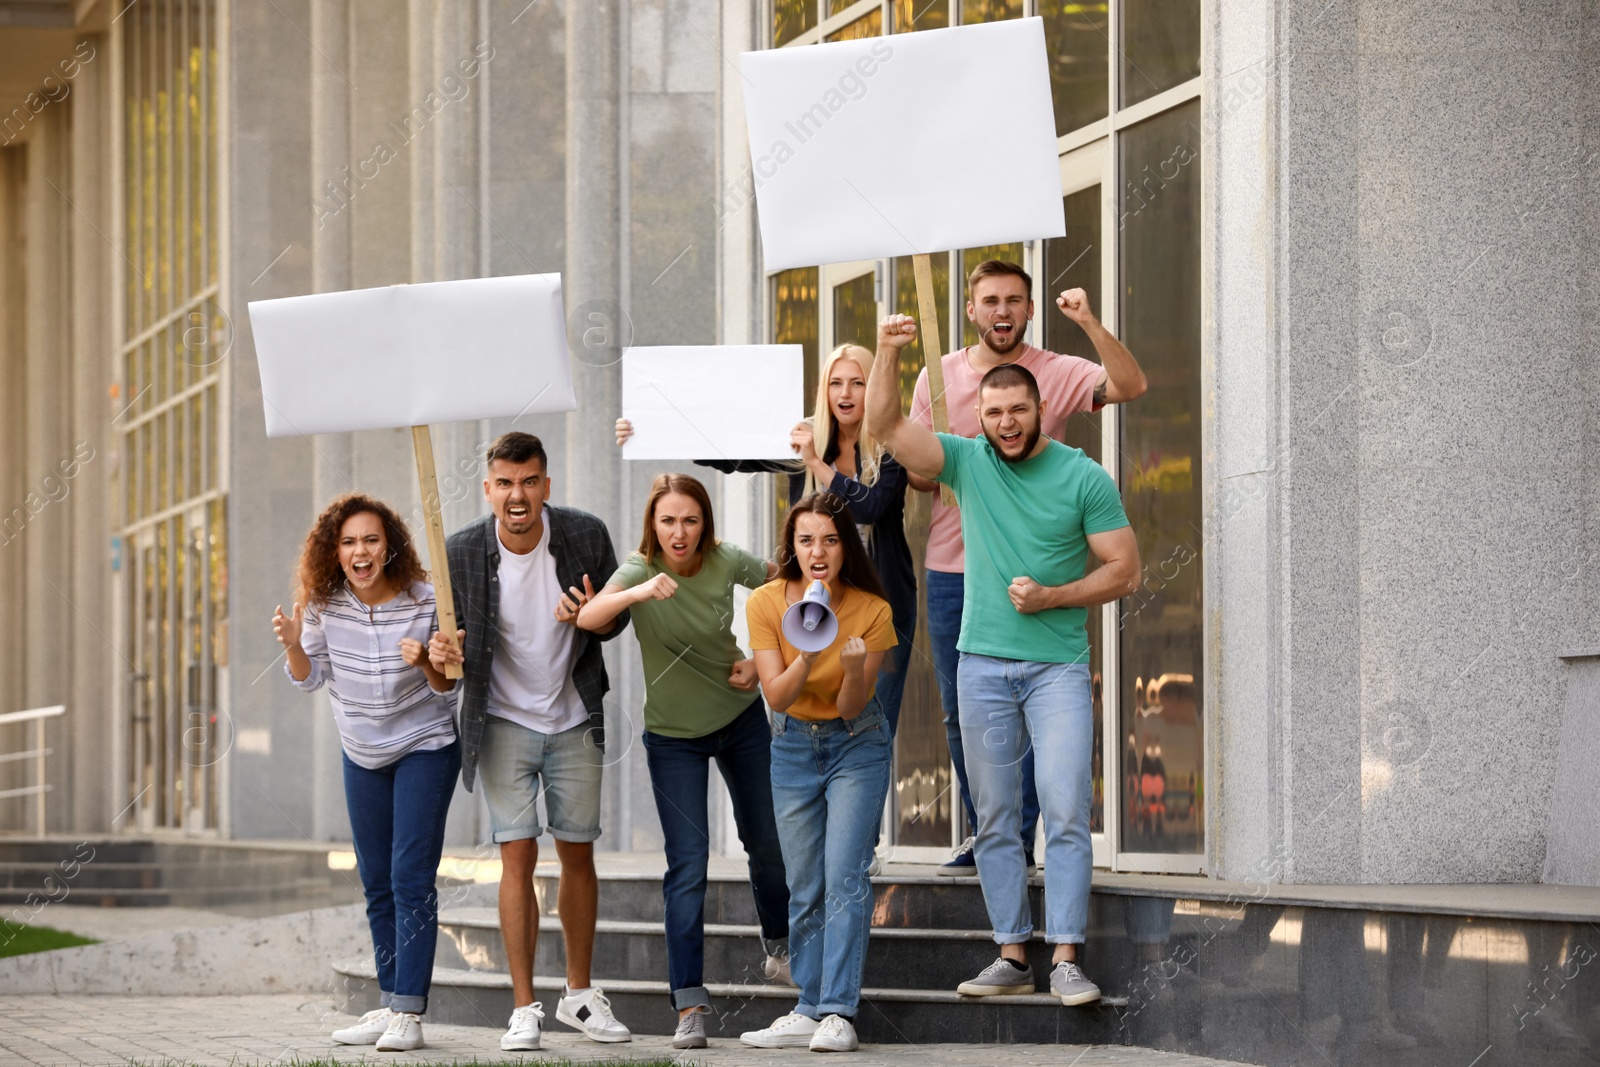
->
[0, 994, 1258, 1066]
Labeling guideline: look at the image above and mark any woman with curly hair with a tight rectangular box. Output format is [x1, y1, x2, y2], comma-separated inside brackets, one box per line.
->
[738, 492, 897, 1053]
[272, 493, 458, 1053]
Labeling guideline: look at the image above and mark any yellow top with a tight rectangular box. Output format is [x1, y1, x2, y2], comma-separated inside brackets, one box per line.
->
[745, 578, 897, 722]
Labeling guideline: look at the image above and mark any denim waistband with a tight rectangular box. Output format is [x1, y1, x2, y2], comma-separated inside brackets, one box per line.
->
[771, 707, 886, 737]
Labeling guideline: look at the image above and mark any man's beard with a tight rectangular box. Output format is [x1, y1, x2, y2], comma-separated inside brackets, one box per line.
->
[985, 422, 1041, 463]
[982, 323, 1025, 354]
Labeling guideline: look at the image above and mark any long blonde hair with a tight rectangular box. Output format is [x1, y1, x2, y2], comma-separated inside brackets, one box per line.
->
[809, 344, 884, 493]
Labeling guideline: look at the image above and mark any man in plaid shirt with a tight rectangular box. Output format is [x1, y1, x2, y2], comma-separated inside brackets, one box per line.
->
[428, 431, 632, 1051]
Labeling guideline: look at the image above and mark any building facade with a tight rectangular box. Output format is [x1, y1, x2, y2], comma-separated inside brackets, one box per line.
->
[1, 0, 1597, 889]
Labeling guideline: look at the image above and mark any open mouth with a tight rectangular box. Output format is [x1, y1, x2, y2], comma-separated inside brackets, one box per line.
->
[506, 503, 531, 522]
[836, 401, 856, 414]
[352, 559, 375, 580]
[999, 428, 1023, 446]
[809, 561, 830, 578]
[991, 322, 1014, 338]
[668, 541, 689, 555]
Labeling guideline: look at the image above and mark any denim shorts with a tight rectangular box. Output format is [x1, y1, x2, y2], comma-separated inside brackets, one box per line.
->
[477, 716, 603, 844]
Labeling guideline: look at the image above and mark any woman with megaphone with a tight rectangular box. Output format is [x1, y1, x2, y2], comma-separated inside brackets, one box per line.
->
[613, 342, 914, 737]
[737, 492, 897, 1054]
[574, 473, 791, 1052]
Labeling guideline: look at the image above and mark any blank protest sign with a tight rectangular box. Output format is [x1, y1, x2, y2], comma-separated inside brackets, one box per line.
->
[622, 346, 803, 461]
[739, 18, 1063, 271]
[248, 273, 576, 437]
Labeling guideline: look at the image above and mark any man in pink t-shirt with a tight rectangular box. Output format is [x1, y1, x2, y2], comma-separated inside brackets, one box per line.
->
[908, 259, 1147, 875]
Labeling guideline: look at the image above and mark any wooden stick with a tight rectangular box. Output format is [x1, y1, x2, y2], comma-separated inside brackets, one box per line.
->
[411, 425, 464, 680]
[912, 253, 956, 507]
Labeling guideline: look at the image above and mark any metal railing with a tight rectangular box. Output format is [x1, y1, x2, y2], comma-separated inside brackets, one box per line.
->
[0, 705, 65, 835]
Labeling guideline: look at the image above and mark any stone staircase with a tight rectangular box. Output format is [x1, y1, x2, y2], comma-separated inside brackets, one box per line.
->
[0, 837, 365, 914]
[333, 861, 1130, 1045]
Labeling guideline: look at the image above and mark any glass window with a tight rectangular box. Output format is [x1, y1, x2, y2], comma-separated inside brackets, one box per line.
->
[774, 0, 818, 46]
[960, 0, 1021, 22]
[959, 243, 1023, 347]
[1117, 100, 1202, 854]
[826, 8, 883, 41]
[893, 0, 949, 33]
[773, 267, 820, 414]
[833, 271, 877, 351]
[829, 0, 859, 14]
[1120, 0, 1200, 106]
[1040, 0, 1109, 136]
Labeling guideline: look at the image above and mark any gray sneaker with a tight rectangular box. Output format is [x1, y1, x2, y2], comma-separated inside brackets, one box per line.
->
[1050, 959, 1101, 1005]
[956, 956, 1035, 996]
[672, 1006, 709, 1050]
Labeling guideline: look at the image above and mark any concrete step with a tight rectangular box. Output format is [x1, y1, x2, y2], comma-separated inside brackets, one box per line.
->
[331, 957, 1121, 1045]
[438, 908, 1076, 993]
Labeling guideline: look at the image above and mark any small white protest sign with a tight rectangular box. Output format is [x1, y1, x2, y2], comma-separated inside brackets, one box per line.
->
[248, 273, 575, 437]
[739, 17, 1063, 271]
[622, 345, 803, 461]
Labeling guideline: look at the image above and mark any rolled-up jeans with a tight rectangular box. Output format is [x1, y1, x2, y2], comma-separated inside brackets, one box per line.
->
[957, 654, 1093, 944]
[769, 707, 892, 1018]
[342, 740, 461, 1014]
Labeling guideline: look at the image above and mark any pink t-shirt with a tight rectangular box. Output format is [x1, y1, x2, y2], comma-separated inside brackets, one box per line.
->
[910, 345, 1103, 573]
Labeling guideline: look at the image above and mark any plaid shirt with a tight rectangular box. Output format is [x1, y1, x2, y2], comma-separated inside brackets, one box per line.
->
[445, 507, 630, 791]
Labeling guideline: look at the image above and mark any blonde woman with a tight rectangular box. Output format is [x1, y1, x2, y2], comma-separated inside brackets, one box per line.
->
[613, 343, 914, 735]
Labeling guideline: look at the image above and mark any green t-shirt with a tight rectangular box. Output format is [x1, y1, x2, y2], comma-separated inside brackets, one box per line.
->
[607, 541, 769, 738]
[935, 433, 1129, 664]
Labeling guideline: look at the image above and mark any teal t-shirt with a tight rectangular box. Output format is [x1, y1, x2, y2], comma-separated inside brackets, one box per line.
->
[607, 541, 769, 738]
[935, 433, 1129, 664]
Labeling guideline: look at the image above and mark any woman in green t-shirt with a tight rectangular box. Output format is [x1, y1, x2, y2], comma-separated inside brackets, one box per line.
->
[575, 473, 788, 1050]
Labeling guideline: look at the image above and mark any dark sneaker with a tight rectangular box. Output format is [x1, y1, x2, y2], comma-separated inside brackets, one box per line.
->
[957, 956, 1035, 996]
[937, 836, 977, 876]
[1049, 959, 1101, 1006]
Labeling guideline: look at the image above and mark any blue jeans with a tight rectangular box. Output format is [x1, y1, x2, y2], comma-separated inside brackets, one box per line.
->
[643, 698, 790, 1011]
[770, 708, 892, 1018]
[958, 656, 1093, 944]
[867, 611, 917, 738]
[342, 740, 461, 1014]
[925, 569, 1040, 842]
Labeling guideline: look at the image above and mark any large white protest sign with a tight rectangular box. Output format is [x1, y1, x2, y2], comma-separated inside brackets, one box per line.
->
[739, 18, 1063, 271]
[622, 346, 803, 461]
[248, 273, 575, 437]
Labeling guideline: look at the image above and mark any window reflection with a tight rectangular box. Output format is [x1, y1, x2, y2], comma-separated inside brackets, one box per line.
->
[774, 0, 818, 46]
[1040, 0, 1108, 136]
[772, 267, 820, 414]
[1117, 102, 1202, 854]
[892, 0, 949, 33]
[826, 8, 883, 41]
[833, 271, 878, 350]
[1120, 0, 1200, 106]
[960, 0, 1021, 23]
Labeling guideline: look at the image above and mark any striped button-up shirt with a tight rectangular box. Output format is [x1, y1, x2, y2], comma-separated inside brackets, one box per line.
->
[287, 581, 457, 769]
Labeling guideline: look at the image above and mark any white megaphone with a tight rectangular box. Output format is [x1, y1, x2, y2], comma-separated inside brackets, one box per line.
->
[781, 579, 839, 654]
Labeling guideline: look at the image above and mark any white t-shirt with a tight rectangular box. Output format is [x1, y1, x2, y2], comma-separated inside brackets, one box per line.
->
[486, 514, 588, 735]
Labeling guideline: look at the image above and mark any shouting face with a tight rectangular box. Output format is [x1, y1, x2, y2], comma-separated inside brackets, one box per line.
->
[792, 511, 844, 587]
[485, 457, 551, 537]
[968, 274, 1033, 355]
[979, 383, 1043, 463]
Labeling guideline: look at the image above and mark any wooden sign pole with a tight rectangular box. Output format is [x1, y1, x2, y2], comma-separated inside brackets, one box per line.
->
[411, 425, 464, 680]
[911, 253, 957, 507]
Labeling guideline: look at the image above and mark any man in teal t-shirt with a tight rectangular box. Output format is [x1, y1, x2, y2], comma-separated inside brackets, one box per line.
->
[866, 312, 1141, 1010]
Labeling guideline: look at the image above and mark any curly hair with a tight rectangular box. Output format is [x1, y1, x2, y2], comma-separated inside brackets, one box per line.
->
[294, 493, 428, 607]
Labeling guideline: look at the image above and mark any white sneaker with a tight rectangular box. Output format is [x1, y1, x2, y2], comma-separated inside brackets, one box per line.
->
[331, 1006, 395, 1045]
[501, 1002, 544, 1052]
[809, 1013, 859, 1052]
[740, 1010, 820, 1048]
[373, 1012, 423, 1052]
[557, 986, 632, 1043]
[763, 950, 795, 986]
